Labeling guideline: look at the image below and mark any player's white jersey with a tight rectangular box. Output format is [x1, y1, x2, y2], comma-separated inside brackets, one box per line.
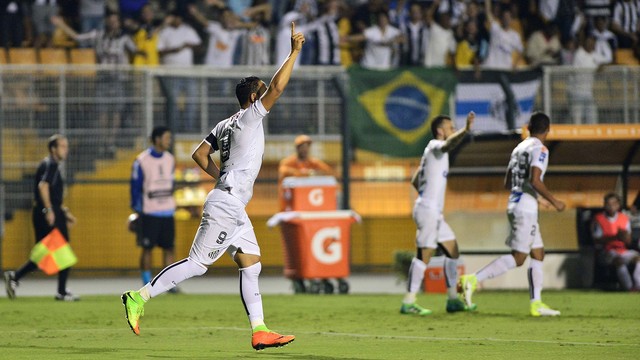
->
[507, 137, 549, 212]
[203, 99, 269, 205]
[415, 139, 448, 212]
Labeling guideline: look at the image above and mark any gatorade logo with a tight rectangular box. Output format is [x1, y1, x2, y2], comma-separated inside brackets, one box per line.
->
[311, 227, 341, 264]
[308, 188, 324, 207]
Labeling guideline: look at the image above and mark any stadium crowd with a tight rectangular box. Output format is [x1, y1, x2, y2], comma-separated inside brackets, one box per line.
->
[1, 0, 639, 68]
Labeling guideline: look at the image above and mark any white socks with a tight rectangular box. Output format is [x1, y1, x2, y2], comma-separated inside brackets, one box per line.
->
[476, 255, 517, 282]
[528, 259, 543, 302]
[617, 264, 633, 290]
[143, 258, 208, 298]
[240, 262, 264, 327]
[403, 257, 428, 304]
[444, 257, 459, 300]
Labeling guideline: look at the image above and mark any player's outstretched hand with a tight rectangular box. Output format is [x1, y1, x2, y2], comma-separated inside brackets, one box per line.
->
[291, 22, 305, 52]
[465, 111, 475, 131]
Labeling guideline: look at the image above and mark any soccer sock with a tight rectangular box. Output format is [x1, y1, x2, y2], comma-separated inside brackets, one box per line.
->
[528, 259, 543, 302]
[444, 257, 458, 300]
[57, 268, 70, 295]
[403, 257, 428, 304]
[146, 258, 207, 298]
[476, 255, 517, 282]
[141, 270, 152, 285]
[14, 261, 38, 281]
[633, 262, 640, 289]
[239, 262, 265, 329]
[616, 264, 633, 290]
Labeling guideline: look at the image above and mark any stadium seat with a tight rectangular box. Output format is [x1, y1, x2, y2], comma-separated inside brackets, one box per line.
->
[69, 48, 96, 64]
[0, 49, 7, 64]
[8, 48, 37, 64]
[615, 49, 639, 65]
[39, 48, 68, 65]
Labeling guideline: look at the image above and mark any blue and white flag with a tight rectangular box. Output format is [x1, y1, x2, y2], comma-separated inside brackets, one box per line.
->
[455, 70, 542, 132]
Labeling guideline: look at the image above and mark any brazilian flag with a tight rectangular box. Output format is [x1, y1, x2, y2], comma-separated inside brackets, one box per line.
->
[348, 67, 457, 157]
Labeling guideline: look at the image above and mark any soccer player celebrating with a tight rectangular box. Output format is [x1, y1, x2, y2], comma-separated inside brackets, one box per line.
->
[121, 22, 305, 350]
[459, 112, 566, 317]
[400, 112, 476, 316]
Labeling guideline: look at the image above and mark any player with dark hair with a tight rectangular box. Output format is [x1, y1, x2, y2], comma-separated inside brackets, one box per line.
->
[459, 112, 566, 316]
[130, 126, 176, 287]
[4, 134, 79, 301]
[121, 22, 305, 351]
[400, 112, 475, 316]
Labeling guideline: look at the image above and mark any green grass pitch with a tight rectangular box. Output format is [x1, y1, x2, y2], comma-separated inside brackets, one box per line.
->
[0, 290, 638, 359]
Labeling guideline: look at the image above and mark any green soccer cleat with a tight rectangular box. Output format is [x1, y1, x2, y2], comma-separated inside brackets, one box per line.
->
[530, 300, 561, 317]
[458, 274, 477, 307]
[446, 298, 477, 313]
[400, 303, 432, 316]
[121, 291, 145, 335]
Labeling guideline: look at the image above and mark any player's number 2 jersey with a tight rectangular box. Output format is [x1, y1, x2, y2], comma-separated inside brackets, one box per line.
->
[507, 137, 548, 211]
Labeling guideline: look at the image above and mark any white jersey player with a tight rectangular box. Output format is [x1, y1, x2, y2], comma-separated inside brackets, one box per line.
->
[122, 22, 306, 351]
[459, 112, 566, 317]
[400, 112, 475, 316]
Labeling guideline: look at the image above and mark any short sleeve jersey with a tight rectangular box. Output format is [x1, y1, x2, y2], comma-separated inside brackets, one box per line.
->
[507, 137, 548, 211]
[415, 140, 448, 212]
[204, 99, 269, 204]
[483, 22, 523, 69]
[34, 157, 64, 209]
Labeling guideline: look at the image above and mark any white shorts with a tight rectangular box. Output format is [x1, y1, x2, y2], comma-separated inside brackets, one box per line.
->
[413, 205, 455, 249]
[505, 210, 543, 253]
[604, 249, 639, 265]
[189, 189, 260, 266]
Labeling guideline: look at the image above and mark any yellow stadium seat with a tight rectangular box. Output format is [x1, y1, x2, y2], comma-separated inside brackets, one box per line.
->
[615, 49, 639, 65]
[39, 48, 68, 65]
[69, 48, 96, 64]
[0, 49, 7, 64]
[8, 48, 37, 64]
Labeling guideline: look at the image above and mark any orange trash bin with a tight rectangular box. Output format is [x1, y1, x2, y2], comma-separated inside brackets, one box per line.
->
[267, 210, 360, 294]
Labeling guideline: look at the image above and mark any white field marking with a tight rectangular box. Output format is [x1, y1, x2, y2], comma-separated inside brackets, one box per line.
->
[0, 326, 637, 348]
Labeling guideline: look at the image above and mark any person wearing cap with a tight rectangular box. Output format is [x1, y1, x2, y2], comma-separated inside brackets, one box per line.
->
[278, 135, 334, 180]
[277, 134, 335, 211]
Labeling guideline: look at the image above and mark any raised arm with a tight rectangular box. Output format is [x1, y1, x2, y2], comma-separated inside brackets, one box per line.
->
[260, 22, 305, 111]
[484, 0, 496, 25]
[51, 15, 80, 40]
[441, 111, 474, 153]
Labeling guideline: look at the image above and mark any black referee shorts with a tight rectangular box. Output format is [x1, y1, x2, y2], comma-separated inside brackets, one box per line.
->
[136, 214, 175, 250]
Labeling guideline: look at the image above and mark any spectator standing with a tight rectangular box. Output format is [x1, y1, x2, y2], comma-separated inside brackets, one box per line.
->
[569, 34, 608, 124]
[241, 1, 272, 65]
[189, 6, 249, 68]
[423, 0, 457, 68]
[32, 0, 59, 47]
[313, 0, 342, 65]
[130, 127, 177, 288]
[0, 0, 26, 47]
[611, 0, 640, 58]
[276, 0, 317, 66]
[525, 23, 561, 67]
[3, 135, 79, 301]
[400, 2, 427, 66]
[157, 12, 202, 132]
[482, 0, 524, 70]
[592, 193, 640, 291]
[592, 16, 616, 65]
[129, 4, 163, 66]
[52, 14, 137, 155]
[343, 11, 403, 70]
[80, 0, 106, 34]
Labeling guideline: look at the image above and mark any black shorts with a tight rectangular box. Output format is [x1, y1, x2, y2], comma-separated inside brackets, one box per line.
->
[136, 214, 175, 250]
[32, 207, 69, 243]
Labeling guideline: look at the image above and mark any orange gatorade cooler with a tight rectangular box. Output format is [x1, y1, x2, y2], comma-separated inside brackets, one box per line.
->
[281, 176, 337, 211]
[423, 256, 465, 293]
[267, 210, 360, 294]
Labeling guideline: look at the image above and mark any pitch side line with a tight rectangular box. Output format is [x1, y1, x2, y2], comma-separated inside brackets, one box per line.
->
[0, 326, 636, 348]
